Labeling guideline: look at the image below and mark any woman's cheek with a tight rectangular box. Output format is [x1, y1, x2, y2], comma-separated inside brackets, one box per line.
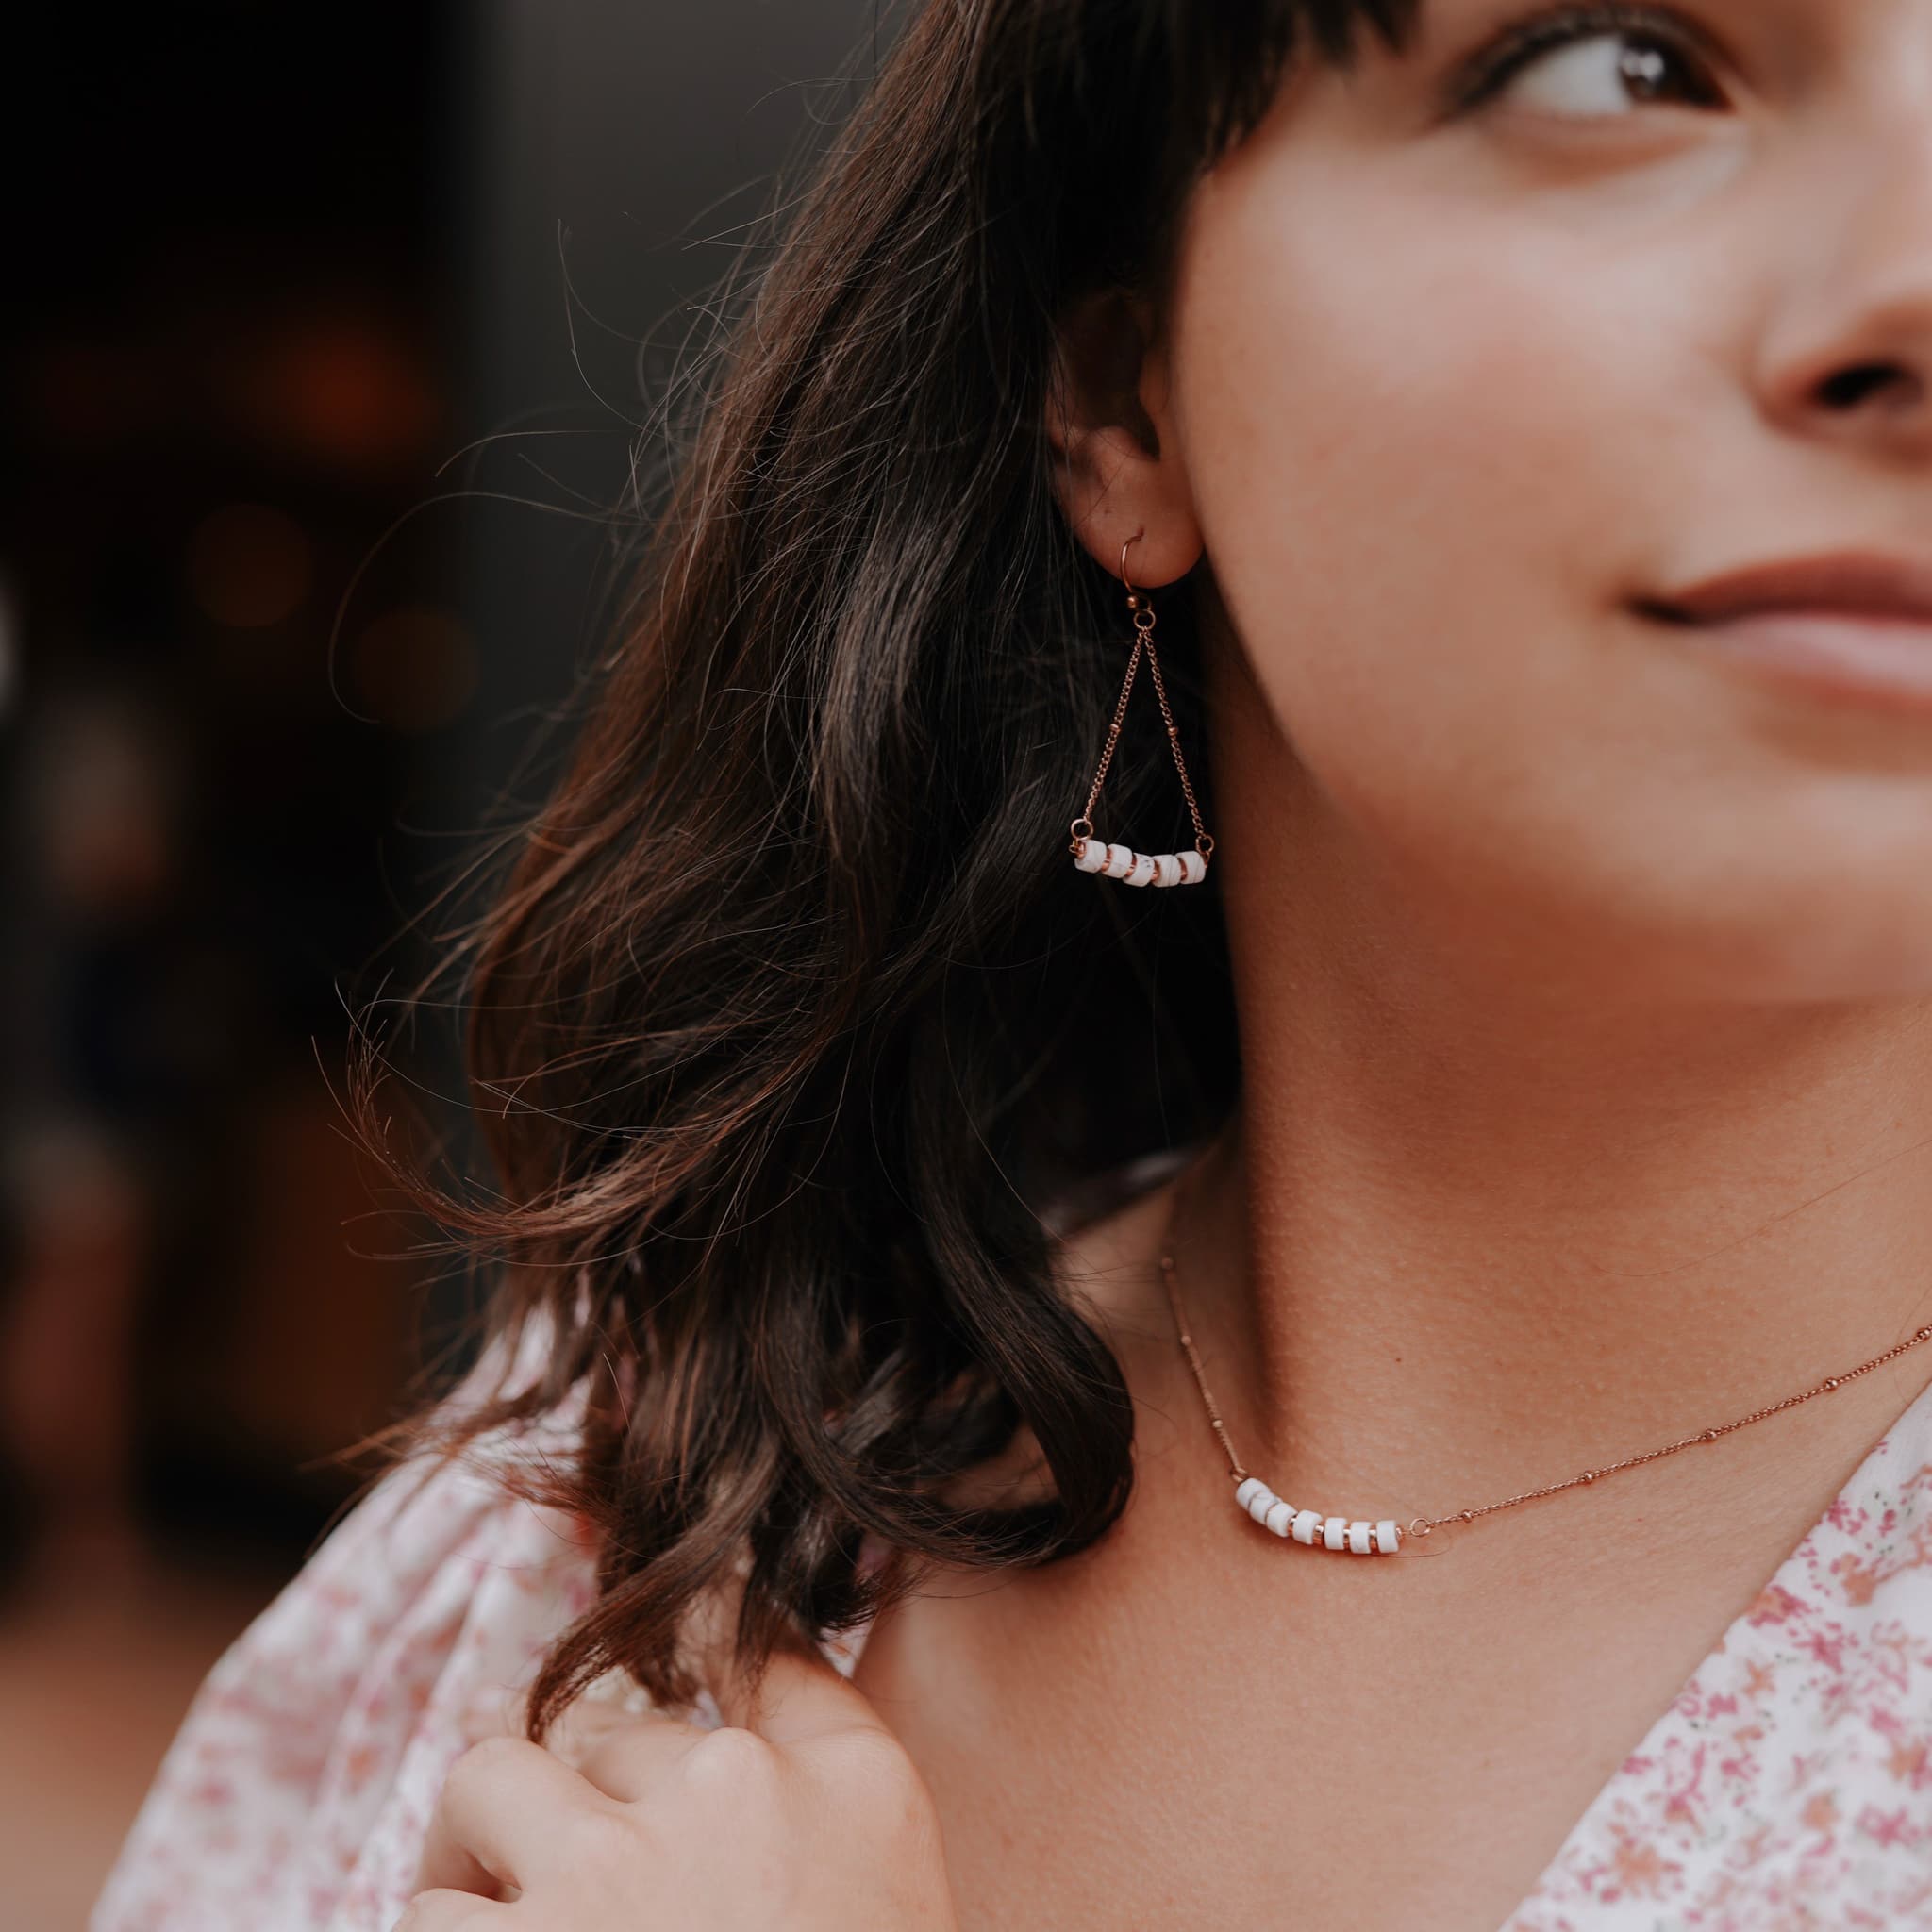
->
[1184, 285, 1624, 824]
[1173, 247, 1769, 990]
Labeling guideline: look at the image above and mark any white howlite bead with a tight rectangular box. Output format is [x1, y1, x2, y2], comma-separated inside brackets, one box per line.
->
[1125, 852, 1157, 888]
[1347, 1521, 1374, 1555]
[1264, 1499, 1293, 1538]
[1322, 1516, 1349, 1551]
[1291, 1509, 1322, 1545]
[1374, 1520, 1401, 1554]
[1073, 837, 1108, 873]
[1177, 850, 1207, 885]
[1151, 854, 1180, 888]
[1246, 1487, 1280, 1525]
[1104, 842, 1135, 879]
[1234, 1476, 1267, 1514]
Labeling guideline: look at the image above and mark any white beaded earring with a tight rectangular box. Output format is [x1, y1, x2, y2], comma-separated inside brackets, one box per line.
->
[1068, 530, 1215, 886]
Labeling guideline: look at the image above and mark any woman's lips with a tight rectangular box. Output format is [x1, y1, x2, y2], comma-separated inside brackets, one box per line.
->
[1661, 608, 1932, 711]
[1637, 551, 1932, 713]
[1649, 549, 1932, 625]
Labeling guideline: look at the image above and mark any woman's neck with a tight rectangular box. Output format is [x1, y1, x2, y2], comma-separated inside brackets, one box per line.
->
[1187, 680, 1932, 1547]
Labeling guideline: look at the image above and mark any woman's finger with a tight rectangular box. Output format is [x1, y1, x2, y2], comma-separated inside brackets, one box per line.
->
[413, 1734, 613, 1896]
[711, 1628, 900, 1753]
[543, 1694, 705, 1802]
[390, 1889, 511, 1932]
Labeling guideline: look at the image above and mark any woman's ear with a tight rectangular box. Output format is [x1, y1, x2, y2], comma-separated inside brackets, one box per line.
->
[1044, 287, 1203, 587]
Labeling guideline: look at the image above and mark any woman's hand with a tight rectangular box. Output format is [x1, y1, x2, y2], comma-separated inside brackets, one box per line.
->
[391, 1632, 958, 1931]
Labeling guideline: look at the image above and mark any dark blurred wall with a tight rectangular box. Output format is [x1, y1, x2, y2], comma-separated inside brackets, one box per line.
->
[451, 0, 884, 831]
[0, 0, 887, 1574]
[1, 5, 465, 1567]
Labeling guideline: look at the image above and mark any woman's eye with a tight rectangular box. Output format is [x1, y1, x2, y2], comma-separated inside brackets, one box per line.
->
[1449, 8, 1731, 122]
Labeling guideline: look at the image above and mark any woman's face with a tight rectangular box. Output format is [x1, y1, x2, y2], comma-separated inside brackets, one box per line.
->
[1163, 0, 1932, 1004]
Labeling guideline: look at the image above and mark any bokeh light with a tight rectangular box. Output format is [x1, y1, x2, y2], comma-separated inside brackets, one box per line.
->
[348, 606, 477, 732]
[183, 503, 312, 629]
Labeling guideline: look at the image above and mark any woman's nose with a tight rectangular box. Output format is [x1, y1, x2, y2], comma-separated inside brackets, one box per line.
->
[1752, 102, 1932, 463]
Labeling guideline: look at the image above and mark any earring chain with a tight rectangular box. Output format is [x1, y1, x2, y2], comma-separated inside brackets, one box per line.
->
[1139, 612, 1211, 854]
[1076, 591, 1214, 858]
[1079, 629, 1145, 829]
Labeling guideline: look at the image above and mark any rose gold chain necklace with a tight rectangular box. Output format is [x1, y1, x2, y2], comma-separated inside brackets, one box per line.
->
[1158, 1195, 1932, 1558]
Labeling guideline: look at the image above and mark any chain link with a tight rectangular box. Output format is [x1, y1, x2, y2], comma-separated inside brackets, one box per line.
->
[1404, 1323, 1932, 1538]
[1078, 631, 1144, 831]
[1138, 613, 1212, 855]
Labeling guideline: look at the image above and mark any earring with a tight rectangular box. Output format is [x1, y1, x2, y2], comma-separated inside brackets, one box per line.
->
[1068, 531, 1215, 887]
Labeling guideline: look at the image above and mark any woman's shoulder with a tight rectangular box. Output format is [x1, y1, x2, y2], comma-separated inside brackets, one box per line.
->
[91, 1338, 606, 1932]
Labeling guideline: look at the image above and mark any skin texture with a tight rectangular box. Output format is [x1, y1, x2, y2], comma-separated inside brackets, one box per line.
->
[408, 3, 1932, 1925]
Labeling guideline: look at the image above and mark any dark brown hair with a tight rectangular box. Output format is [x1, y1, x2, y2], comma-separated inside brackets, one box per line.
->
[348, 0, 1420, 1732]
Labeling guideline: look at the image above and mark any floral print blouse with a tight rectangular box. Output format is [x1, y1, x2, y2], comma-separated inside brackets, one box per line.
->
[92, 1358, 1932, 1932]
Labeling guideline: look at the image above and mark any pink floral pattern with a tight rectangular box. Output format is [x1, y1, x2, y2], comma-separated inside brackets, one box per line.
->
[1501, 1370, 1932, 1929]
[93, 1367, 1932, 1931]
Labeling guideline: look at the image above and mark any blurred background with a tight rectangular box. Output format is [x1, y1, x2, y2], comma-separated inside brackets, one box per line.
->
[0, 3, 874, 1921]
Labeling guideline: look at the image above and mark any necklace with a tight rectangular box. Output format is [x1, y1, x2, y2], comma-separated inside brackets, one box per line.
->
[1158, 1201, 1932, 1557]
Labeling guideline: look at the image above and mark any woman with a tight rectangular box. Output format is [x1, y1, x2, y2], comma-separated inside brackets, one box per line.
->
[94, 0, 1932, 1925]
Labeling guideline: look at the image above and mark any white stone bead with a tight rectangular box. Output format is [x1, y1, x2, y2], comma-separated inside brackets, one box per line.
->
[1151, 853, 1180, 888]
[1104, 842, 1135, 879]
[1124, 851, 1156, 888]
[1322, 1516, 1349, 1550]
[1073, 837, 1108, 873]
[1246, 1487, 1280, 1526]
[1291, 1509, 1322, 1545]
[1264, 1498, 1293, 1538]
[1374, 1520, 1401, 1554]
[1177, 850, 1207, 885]
[1234, 1476, 1268, 1514]
[1347, 1521, 1374, 1555]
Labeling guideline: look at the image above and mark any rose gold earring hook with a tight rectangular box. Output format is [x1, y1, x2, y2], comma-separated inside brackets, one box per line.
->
[1119, 529, 1145, 594]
